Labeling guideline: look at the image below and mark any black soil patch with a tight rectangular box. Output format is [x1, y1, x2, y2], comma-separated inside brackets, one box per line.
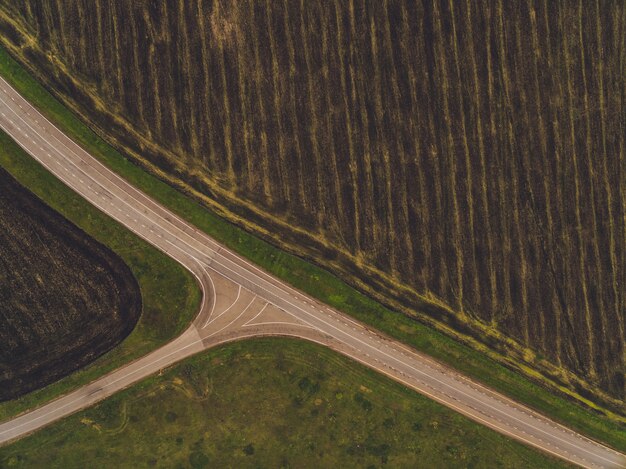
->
[0, 167, 141, 400]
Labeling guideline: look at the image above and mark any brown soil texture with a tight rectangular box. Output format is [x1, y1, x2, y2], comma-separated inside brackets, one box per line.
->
[0, 167, 141, 400]
[0, 1, 622, 406]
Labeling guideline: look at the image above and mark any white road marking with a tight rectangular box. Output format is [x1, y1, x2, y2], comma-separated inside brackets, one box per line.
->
[205, 284, 241, 328]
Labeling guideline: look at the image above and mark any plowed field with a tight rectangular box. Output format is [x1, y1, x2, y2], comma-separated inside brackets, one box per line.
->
[0, 166, 141, 400]
[0, 0, 622, 408]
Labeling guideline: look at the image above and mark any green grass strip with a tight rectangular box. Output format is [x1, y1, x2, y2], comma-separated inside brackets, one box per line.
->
[0, 339, 569, 468]
[0, 45, 623, 451]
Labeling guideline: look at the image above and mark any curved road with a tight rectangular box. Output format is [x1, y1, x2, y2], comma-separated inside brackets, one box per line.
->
[0, 76, 623, 468]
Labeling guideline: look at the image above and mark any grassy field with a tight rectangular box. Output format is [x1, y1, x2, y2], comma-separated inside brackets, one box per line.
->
[0, 339, 569, 468]
[0, 22, 623, 452]
[0, 0, 621, 411]
[0, 166, 140, 401]
[0, 131, 200, 419]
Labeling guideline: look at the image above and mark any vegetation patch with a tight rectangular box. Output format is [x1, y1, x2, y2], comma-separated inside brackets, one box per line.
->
[0, 1, 621, 411]
[0, 30, 622, 449]
[0, 131, 200, 419]
[0, 339, 568, 468]
[0, 166, 141, 400]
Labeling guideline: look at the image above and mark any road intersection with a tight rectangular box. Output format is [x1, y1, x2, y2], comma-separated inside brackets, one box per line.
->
[0, 76, 623, 468]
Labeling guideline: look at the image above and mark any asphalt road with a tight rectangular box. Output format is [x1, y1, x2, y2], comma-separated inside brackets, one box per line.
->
[0, 76, 623, 468]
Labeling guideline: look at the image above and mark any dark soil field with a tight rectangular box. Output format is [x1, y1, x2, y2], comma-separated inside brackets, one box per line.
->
[0, 166, 141, 401]
[0, 0, 622, 410]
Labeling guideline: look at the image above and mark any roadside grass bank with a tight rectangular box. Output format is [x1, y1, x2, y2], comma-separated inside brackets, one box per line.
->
[0, 131, 201, 420]
[0, 45, 623, 451]
[0, 338, 569, 468]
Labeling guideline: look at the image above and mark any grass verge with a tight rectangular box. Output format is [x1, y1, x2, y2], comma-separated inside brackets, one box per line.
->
[0, 131, 201, 420]
[0, 45, 623, 451]
[0, 338, 569, 468]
